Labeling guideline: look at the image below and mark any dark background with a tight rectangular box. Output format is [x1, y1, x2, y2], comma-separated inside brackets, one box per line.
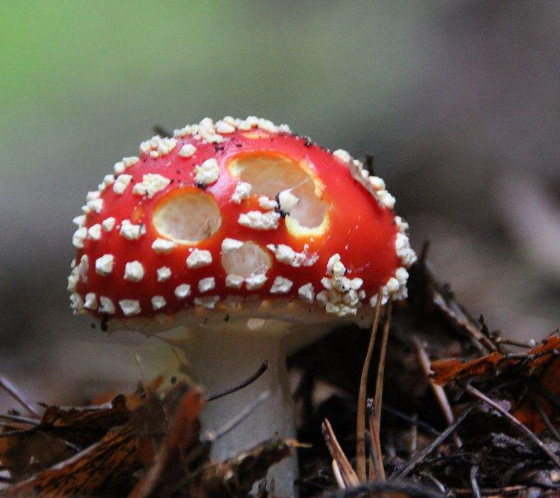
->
[1, 1, 559, 408]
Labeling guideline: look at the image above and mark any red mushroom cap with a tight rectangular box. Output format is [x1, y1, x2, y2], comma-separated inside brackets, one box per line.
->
[68, 117, 416, 331]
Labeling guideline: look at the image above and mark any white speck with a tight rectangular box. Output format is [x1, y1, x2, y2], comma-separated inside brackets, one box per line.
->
[120, 220, 146, 240]
[278, 190, 299, 214]
[100, 218, 114, 232]
[298, 283, 315, 303]
[215, 121, 235, 134]
[194, 295, 220, 309]
[98, 296, 115, 314]
[67, 270, 79, 292]
[123, 156, 139, 168]
[178, 143, 197, 157]
[186, 249, 212, 268]
[231, 182, 252, 204]
[73, 215, 86, 226]
[222, 238, 243, 252]
[258, 196, 278, 210]
[225, 274, 243, 289]
[87, 198, 103, 213]
[326, 254, 345, 277]
[198, 277, 215, 293]
[395, 233, 417, 266]
[132, 174, 171, 198]
[151, 296, 166, 310]
[386, 277, 399, 293]
[140, 137, 177, 158]
[70, 293, 83, 312]
[395, 216, 409, 233]
[152, 238, 177, 254]
[194, 158, 220, 186]
[113, 174, 133, 194]
[95, 254, 114, 276]
[350, 278, 363, 290]
[395, 267, 409, 285]
[368, 176, 386, 191]
[377, 190, 396, 209]
[98, 174, 115, 191]
[270, 276, 293, 294]
[86, 191, 100, 202]
[257, 118, 278, 133]
[175, 284, 191, 299]
[333, 149, 352, 163]
[157, 267, 172, 282]
[245, 274, 267, 290]
[84, 293, 98, 310]
[72, 227, 87, 248]
[266, 243, 318, 267]
[238, 211, 280, 230]
[119, 299, 141, 316]
[114, 161, 125, 175]
[124, 261, 145, 282]
[87, 224, 102, 240]
[278, 123, 291, 133]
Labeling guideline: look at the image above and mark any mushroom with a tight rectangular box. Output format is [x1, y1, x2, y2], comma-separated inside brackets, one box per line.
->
[68, 116, 416, 495]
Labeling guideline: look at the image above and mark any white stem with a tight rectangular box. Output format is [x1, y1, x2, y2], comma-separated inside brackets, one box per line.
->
[188, 329, 297, 497]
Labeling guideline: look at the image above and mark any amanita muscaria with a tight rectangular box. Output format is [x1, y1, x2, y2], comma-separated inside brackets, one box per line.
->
[68, 117, 416, 494]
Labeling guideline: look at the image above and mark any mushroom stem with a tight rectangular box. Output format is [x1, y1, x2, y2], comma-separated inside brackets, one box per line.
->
[188, 328, 298, 497]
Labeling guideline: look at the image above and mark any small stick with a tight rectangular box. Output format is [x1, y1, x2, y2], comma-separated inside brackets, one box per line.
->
[0, 376, 40, 418]
[410, 413, 419, 453]
[332, 460, 346, 489]
[152, 125, 172, 137]
[530, 395, 560, 441]
[382, 406, 440, 437]
[465, 384, 560, 469]
[204, 391, 270, 442]
[497, 338, 537, 349]
[367, 400, 385, 480]
[356, 292, 383, 482]
[323, 418, 360, 488]
[374, 302, 392, 427]
[470, 465, 482, 498]
[413, 337, 462, 448]
[207, 362, 269, 401]
[390, 403, 476, 480]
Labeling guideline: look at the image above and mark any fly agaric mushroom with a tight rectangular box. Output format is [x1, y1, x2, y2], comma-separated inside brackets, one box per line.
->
[68, 116, 416, 494]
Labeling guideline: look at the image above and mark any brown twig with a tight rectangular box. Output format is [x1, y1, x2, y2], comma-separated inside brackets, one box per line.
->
[367, 400, 385, 481]
[322, 418, 360, 488]
[530, 395, 560, 441]
[0, 376, 40, 418]
[470, 465, 482, 498]
[152, 125, 172, 137]
[203, 391, 270, 442]
[465, 384, 560, 469]
[374, 302, 392, 428]
[206, 361, 269, 401]
[356, 293, 383, 482]
[390, 403, 476, 480]
[413, 337, 462, 448]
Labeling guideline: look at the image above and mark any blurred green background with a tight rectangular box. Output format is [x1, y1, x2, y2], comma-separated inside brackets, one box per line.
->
[1, 1, 559, 406]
